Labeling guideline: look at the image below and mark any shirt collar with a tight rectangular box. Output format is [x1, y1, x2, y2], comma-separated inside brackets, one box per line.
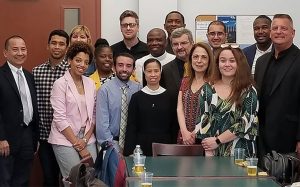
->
[7, 61, 22, 73]
[141, 86, 166, 95]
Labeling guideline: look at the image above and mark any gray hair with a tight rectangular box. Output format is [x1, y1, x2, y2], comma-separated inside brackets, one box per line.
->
[170, 27, 194, 43]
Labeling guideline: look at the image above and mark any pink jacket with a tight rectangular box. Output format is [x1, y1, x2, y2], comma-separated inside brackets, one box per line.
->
[48, 71, 96, 146]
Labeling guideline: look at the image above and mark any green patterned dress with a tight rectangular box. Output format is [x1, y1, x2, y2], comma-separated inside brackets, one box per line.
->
[195, 83, 259, 157]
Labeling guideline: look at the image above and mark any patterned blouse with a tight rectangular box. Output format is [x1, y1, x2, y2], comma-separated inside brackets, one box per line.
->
[195, 83, 259, 157]
[177, 77, 202, 144]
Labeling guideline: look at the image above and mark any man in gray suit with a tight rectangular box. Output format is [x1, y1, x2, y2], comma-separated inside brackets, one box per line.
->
[255, 14, 300, 160]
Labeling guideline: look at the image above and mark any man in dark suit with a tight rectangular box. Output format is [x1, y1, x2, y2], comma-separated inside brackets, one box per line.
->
[243, 15, 272, 75]
[0, 35, 39, 186]
[255, 14, 300, 161]
[160, 27, 194, 142]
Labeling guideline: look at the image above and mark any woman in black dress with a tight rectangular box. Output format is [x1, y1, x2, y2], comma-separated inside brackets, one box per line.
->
[123, 58, 176, 156]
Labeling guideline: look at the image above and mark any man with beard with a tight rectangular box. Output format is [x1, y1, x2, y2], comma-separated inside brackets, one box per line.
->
[135, 28, 175, 85]
[160, 27, 194, 142]
[96, 53, 142, 153]
[32, 29, 69, 187]
[111, 10, 149, 60]
[206, 20, 227, 55]
[243, 15, 272, 75]
[164, 11, 186, 55]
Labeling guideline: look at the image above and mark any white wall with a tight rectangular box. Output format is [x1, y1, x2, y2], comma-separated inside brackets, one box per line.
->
[101, 0, 300, 46]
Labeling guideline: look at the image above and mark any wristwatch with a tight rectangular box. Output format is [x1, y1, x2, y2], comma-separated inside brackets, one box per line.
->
[215, 137, 221, 145]
[83, 138, 87, 143]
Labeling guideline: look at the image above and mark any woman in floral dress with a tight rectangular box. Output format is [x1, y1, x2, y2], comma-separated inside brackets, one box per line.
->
[194, 44, 259, 157]
[177, 42, 215, 144]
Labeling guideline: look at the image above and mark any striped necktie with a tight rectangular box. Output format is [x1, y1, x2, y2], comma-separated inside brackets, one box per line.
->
[119, 85, 128, 149]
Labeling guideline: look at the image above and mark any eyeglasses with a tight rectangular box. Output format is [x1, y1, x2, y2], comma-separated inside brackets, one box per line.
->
[207, 32, 225, 37]
[120, 23, 137, 28]
[220, 43, 240, 48]
[172, 41, 190, 48]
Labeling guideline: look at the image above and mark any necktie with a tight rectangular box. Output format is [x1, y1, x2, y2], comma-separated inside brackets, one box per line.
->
[17, 70, 30, 125]
[183, 62, 190, 77]
[119, 85, 128, 149]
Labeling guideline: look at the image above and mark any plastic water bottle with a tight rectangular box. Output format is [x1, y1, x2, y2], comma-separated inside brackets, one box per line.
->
[133, 145, 143, 157]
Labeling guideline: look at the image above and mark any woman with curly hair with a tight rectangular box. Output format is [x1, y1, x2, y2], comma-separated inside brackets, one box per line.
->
[48, 41, 97, 178]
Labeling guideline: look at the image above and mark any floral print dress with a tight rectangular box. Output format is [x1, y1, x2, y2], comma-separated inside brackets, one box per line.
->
[195, 83, 259, 157]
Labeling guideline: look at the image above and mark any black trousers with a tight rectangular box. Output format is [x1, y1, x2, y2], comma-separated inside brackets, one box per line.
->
[0, 127, 34, 187]
[38, 140, 60, 187]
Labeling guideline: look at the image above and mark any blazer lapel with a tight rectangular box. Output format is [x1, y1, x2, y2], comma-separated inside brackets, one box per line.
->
[270, 46, 299, 95]
[2, 63, 21, 98]
[64, 71, 84, 119]
[170, 61, 181, 89]
[82, 77, 94, 125]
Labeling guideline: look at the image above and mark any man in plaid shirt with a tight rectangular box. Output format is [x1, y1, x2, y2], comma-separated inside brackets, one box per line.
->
[32, 30, 69, 187]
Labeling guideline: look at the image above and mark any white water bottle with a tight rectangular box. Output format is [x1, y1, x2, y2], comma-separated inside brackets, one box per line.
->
[133, 145, 143, 157]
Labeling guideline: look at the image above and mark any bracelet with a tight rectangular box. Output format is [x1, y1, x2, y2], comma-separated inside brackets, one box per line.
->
[83, 138, 87, 143]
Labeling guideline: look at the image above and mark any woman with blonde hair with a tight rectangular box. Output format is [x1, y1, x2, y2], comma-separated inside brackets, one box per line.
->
[194, 44, 258, 157]
[70, 25, 92, 45]
[177, 42, 214, 145]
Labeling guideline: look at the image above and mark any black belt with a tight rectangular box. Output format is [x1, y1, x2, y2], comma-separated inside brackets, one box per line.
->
[113, 136, 119, 141]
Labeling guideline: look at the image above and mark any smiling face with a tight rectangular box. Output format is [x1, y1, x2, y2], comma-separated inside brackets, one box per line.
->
[218, 49, 237, 79]
[253, 18, 271, 44]
[147, 29, 167, 57]
[191, 46, 209, 74]
[206, 24, 227, 49]
[3, 37, 27, 68]
[144, 60, 161, 87]
[171, 34, 193, 61]
[70, 30, 89, 44]
[164, 12, 185, 36]
[69, 52, 89, 76]
[95, 47, 113, 74]
[120, 17, 139, 40]
[115, 55, 134, 82]
[48, 35, 68, 61]
[271, 17, 295, 50]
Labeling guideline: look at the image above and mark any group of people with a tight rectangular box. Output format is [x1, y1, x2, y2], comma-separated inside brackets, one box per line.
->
[0, 9, 300, 187]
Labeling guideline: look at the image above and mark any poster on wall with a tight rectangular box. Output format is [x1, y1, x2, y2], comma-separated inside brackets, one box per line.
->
[195, 15, 268, 48]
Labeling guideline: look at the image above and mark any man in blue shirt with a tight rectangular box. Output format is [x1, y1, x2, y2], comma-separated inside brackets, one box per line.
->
[96, 53, 142, 153]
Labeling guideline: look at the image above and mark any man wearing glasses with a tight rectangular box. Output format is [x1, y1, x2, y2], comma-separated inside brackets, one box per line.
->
[111, 10, 149, 60]
[206, 20, 227, 55]
[160, 27, 194, 143]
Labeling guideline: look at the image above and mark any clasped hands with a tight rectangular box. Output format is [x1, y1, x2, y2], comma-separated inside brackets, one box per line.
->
[73, 138, 90, 158]
[0, 140, 10, 157]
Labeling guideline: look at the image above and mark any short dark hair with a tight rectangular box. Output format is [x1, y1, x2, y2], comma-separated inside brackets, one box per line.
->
[207, 20, 227, 33]
[164, 11, 185, 24]
[4, 35, 25, 50]
[273, 14, 293, 27]
[119, 10, 139, 25]
[94, 38, 109, 49]
[143, 58, 161, 72]
[114, 53, 135, 67]
[66, 41, 93, 64]
[255, 15, 272, 23]
[94, 39, 111, 57]
[48, 30, 69, 46]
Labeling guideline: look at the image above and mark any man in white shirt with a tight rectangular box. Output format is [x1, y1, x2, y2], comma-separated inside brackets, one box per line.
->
[135, 28, 175, 85]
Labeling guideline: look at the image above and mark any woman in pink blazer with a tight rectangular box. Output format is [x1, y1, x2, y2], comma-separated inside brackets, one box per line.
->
[48, 42, 97, 178]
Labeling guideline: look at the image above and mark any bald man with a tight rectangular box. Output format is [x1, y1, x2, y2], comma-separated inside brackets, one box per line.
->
[135, 28, 175, 85]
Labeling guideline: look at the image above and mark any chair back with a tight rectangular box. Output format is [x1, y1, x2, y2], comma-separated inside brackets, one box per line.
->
[152, 143, 204, 157]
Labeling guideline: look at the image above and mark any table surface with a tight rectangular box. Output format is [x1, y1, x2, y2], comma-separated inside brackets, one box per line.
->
[125, 156, 262, 178]
[127, 177, 281, 187]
